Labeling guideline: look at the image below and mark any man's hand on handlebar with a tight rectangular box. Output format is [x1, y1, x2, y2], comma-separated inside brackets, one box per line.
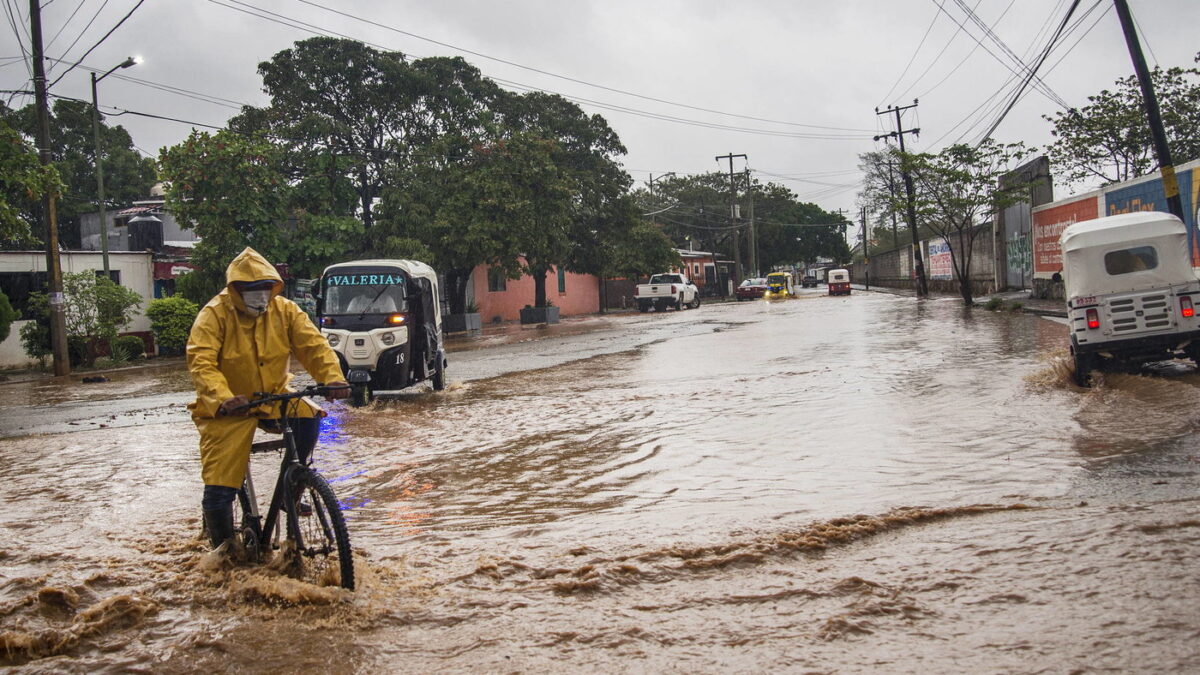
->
[323, 381, 351, 399]
[218, 395, 252, 416]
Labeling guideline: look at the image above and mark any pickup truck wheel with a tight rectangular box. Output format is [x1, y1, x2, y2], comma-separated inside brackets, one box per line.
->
[637, 301, 649, 313]
[675, 296, 684, 311]
[690, 296, 701, 309]
[1072, 351, 1095, 388]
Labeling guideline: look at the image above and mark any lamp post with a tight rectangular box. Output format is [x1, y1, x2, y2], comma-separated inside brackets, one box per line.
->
[91, 56, 137, 277]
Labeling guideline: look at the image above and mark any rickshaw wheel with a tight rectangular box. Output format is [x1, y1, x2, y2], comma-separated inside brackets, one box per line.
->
[432, 358, 446, 391]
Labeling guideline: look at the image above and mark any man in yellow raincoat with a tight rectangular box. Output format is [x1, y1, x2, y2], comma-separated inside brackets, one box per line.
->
[187, 247, 349, 549]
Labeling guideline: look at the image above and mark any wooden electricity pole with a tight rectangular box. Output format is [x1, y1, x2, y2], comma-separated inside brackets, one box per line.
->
[716, 153, 747, 285]
[30, 0, 70, 375]
[875, 100, 928, 297]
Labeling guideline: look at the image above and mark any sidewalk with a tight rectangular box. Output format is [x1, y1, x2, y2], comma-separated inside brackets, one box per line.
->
[850, 283, 1067, 317]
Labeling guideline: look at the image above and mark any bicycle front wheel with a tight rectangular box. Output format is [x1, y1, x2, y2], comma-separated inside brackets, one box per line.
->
[285, 470, 355, 590]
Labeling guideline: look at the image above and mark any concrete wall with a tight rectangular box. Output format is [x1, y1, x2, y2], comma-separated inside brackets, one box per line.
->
[0, 251, 154, 368]
[854, 223, 997, 297]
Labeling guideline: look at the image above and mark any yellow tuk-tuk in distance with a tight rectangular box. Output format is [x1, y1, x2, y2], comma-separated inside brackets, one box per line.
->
[763, 271, 794, 299]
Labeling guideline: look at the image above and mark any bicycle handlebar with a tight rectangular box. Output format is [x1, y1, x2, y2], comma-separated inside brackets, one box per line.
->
[217, 384, 345, 416]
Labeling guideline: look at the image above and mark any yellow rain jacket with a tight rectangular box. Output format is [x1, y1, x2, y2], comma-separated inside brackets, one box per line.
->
[187, 247, 344, 488]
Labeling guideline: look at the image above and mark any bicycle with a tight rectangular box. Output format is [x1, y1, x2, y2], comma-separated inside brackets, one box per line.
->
[222, 385, 355, 590]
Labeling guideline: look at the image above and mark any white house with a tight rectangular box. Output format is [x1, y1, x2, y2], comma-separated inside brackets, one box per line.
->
[0, 251, 154, 368]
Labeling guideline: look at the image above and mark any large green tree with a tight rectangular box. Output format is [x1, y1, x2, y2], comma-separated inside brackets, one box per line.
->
[502, 91, 632, 307]
[1044, 57, 1200, 187]
[906, 140, 1035, 304]
[2, 100, 155, 248]
[159, 130, 291, 289]
[636, 172, 850, 274]
[0, 117, 62, 247]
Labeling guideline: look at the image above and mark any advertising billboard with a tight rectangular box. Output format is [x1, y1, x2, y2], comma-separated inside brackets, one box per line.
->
[1032, 194, 1101, 278]
[927, 238, 954, 280]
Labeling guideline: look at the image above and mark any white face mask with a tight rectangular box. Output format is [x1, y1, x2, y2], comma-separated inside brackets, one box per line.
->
[240, 289, 271, 316]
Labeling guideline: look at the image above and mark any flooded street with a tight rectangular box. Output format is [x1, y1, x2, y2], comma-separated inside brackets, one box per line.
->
[3, 290, 1199, 672]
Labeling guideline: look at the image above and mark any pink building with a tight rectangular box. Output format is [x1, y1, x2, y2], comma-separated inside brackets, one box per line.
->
[471, 262, 600, 323]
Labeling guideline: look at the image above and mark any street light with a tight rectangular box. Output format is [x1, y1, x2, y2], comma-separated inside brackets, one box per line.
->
[92, 55, 138, 277]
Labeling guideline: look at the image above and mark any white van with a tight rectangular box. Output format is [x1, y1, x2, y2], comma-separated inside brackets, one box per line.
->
[1062, 212, 1200, 386]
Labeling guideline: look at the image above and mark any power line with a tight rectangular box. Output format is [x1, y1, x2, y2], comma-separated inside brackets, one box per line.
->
[950, 0, 1071, 108]
[202, 0, 874, 141]
[282, 0, 879, 134]
[876, 6, 941, 107]
[45, 0, 87, 50]
[927, 0, 1067, 109]
[48, 0, 145, 89]
[910, 0, 1015, 100]
[49, 0, 109, 74]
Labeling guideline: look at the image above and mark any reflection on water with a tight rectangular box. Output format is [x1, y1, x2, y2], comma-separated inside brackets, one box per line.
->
[3, 293, 1199, 671]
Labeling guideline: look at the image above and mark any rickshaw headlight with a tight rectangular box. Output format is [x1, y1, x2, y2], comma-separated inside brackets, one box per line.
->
[381, 332, 396, 346]
[327, 334, 340, 347]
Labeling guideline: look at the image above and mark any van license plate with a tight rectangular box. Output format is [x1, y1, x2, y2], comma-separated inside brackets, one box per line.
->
[1075, 296, 1096, 307]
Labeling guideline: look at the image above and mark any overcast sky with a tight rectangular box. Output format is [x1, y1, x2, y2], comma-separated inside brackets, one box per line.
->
[4, 0, 1198, 220]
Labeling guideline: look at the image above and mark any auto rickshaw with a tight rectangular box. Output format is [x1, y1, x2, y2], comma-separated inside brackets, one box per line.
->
[763, 271, 794, 299]
[827, 268, 851, 296]
[316, 259, 447, 406]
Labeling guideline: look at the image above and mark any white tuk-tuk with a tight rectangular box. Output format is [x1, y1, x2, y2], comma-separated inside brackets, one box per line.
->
[1063, 212, 1200, 386]
[827, 268, 851, 296]
[317, 259, 447, 405]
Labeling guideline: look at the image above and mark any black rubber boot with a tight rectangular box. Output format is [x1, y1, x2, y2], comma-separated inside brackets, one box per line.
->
[203, 504, 236, 549]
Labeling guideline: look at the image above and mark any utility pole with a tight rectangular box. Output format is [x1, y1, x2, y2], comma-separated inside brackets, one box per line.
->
[1113, 0, 1186, 240]
[30, 0, 70, 376]
[745, 168, 756, 277]
[716, 153, 747, 285]
[875, 100, 928, 297]
[861, 205, 870, 290]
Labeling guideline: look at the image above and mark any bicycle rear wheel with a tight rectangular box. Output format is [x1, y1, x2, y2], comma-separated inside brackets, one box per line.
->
[233, 488, 263, 563]
[285, 470, 355, 590]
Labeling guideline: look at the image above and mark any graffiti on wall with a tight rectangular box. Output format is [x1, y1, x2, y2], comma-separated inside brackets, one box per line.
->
[1006, 233, 1030, 284]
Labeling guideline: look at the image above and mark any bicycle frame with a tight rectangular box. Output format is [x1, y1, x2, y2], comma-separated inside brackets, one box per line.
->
[239, 398, 313, 558]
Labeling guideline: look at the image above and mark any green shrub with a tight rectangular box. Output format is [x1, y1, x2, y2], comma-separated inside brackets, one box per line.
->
[0, 289, 16, 343]
[67, 335, 90, 367]
[19, 317, 50, 364]
[146, 296, 200, 355]
[175, 271, 224, 307]
[983, 296, 1004, 311]
[111, 334, 146, 359]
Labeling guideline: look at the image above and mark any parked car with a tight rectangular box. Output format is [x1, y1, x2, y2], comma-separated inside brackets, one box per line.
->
[1062, 211, 1200, 387]
[827, 268, 851, 296]
[736, 277, 769, 301]
[635, 273, 700, 312]
[800, 274, 819, 288]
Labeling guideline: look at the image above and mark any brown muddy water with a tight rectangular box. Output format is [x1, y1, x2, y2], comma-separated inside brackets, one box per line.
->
[3, 291, 1199, 673]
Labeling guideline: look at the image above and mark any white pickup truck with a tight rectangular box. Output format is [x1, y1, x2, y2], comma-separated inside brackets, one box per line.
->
[634, 273, 700, 312]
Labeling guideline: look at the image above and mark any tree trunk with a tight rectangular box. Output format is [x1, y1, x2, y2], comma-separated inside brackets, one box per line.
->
[444, 268, 471, 315]
[531, 263, 549, 307]
[949, 228, 974, 305]
[358, 165, 373, 229]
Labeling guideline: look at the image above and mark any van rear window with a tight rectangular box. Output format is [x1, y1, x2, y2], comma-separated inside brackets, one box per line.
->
[1104, 246, 1158, 275]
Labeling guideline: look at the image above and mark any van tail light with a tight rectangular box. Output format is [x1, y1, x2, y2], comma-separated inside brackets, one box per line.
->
[1181, 296, 1195, 318]
[1086, 308, 1100, 329]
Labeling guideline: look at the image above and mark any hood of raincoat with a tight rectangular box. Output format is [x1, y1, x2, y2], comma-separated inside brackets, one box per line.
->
[225, 247, 284, 312]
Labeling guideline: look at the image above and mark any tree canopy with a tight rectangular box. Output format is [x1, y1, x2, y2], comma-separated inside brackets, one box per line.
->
[1, 100, 155, 248]
[1044, 56, 1200, 187]
[0, 117, 62, 247]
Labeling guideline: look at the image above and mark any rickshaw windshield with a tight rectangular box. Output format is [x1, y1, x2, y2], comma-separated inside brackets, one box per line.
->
[322, 272, 408, 315]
